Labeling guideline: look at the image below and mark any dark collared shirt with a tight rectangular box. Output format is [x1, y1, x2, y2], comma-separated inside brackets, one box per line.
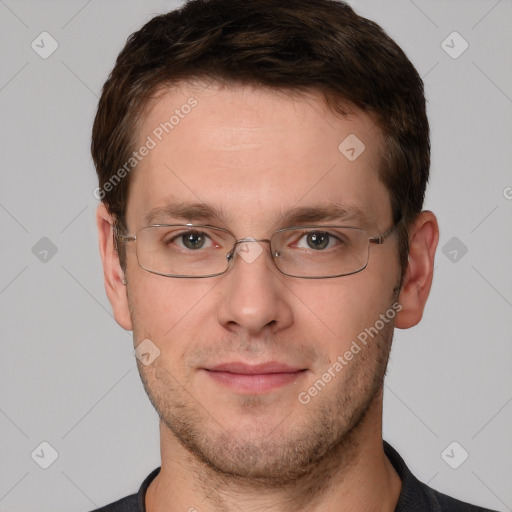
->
[90, 442, 497, 511]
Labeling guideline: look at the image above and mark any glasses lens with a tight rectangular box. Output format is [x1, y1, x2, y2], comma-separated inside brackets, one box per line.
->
[136, 225, 235, 277]
[272, 227, 369, 277]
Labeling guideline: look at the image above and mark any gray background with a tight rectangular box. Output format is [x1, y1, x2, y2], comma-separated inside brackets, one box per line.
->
[0, 0, 511, 510]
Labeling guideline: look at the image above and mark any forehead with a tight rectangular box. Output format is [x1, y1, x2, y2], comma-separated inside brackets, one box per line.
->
[126, 82, 391, 233]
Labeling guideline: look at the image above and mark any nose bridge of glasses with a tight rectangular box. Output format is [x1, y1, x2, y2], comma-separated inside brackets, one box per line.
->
[227, 237, 272, 261]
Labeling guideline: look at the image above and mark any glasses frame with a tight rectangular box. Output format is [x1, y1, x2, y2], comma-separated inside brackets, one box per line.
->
[115, 217, 402, 279]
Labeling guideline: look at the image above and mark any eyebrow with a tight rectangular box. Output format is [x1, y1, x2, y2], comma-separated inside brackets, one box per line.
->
[277, 204, 372, 227]
[144, 202, 222, 225]
[143, 201, 372, 228]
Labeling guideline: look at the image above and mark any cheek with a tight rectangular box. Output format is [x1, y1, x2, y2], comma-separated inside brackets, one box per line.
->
[128, 278, 212, 379]
[298, 275, 396, 361]
[128, 273, 216, 342]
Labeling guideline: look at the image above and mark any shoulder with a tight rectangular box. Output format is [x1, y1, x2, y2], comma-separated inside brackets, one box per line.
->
[86, 467, 160, 512]
[384, 442, 498, 512]
[88, 493, 138, 512]
[422, 483, 497, 512]
[433, 487, 497, 512]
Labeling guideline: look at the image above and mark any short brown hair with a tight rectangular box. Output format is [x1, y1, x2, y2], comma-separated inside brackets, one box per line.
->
[91, 0, 430, 277]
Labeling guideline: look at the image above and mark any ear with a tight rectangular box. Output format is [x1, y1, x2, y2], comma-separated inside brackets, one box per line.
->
[96, 203, 133, 330]
[395, 210, 439, 329]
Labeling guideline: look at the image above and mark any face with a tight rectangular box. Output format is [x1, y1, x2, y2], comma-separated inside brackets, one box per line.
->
[117, 82, 403, 482]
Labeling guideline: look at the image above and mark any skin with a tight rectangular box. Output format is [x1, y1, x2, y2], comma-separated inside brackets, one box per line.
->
[97, 81, 439, 512]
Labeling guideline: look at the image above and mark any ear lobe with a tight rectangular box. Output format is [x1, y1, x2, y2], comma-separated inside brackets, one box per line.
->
[395, 211, 439, 329]
[96, 203, 133, 331]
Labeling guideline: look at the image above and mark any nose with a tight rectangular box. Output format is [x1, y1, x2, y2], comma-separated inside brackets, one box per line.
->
[216, 239, 293, 335]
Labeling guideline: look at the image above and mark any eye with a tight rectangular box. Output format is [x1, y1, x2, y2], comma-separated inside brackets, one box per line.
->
[166, 230, 215, 250]
[290, 230, 350, 252]
[295, 231, 337, 251]
[306, 232, 329, 250]
[182, 231, 207, 250]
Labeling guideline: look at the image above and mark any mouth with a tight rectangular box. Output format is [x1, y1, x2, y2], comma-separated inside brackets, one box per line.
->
[202, 362, 308, 394]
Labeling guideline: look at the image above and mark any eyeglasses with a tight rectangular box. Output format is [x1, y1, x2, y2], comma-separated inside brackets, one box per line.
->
[115, 219, 401, 279]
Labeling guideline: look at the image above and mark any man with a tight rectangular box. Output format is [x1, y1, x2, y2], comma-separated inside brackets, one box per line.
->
[91, 0, 496, 510]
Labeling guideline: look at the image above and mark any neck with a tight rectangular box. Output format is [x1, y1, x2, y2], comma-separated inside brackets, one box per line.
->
[146, 396, 401, 512]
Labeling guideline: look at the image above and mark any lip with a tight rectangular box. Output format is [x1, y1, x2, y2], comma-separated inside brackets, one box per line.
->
[203, 361, 307, 394]
[207, 361, 303, 374]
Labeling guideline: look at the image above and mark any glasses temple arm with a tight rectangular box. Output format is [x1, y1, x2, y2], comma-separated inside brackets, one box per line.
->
[368, 216, 403, 245]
